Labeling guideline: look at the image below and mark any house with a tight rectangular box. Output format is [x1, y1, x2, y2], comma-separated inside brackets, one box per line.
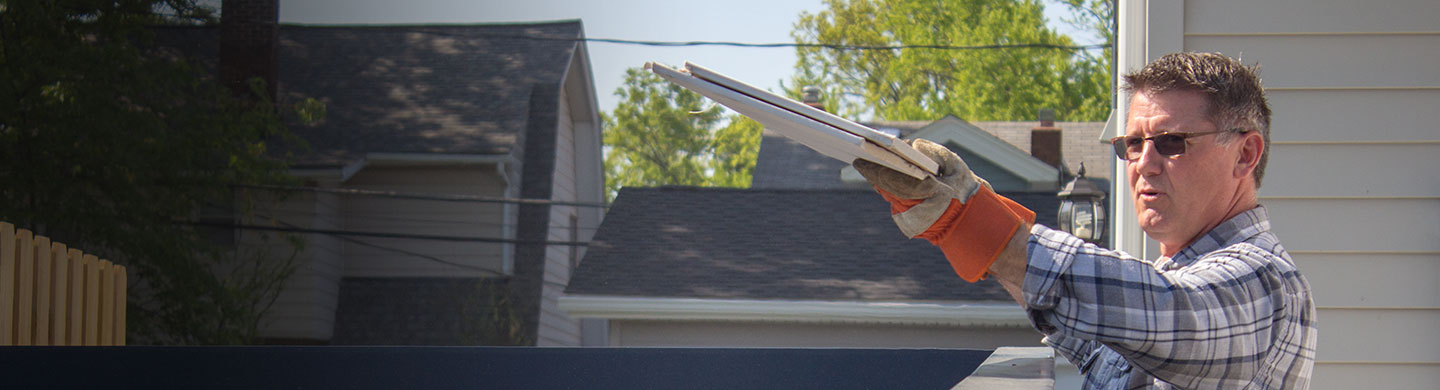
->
[754, 114, 1110, 195]
[1109, 0, 1439, 388]
[155, 13, 605, 346]
[562, 110, 1106, 350]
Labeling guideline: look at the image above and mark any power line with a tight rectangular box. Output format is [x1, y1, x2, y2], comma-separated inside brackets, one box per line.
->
[250, 214, 511, 276]
[190, 221, 589, 246]
[254, 209, 602, 232]
[330, 227, 508, 277]
[236, 184, 609, 208]
[588, 38, 1111, 52]
[417, 30, 1111, 52]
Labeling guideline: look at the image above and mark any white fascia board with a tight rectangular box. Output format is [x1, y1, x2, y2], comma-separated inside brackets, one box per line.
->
[558, 295, 1031, 328]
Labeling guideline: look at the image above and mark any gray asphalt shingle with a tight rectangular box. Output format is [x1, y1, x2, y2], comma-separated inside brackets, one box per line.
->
[153, 21, 584, 167]
[565, 186, 1066, 303]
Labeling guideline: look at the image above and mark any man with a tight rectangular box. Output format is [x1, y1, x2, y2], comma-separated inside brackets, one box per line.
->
[854, 52, 1316, 389]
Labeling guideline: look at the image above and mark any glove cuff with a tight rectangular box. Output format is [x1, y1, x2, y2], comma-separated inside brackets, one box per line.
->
[917, 186, 1035, 282]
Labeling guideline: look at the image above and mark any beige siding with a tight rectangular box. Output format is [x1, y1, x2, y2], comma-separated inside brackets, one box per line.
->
[1143, 0, 1440, 386]
[1185, 35, 1440, 89]
[537, 88, 582, 346]
[342, 167, 510, 278]
[254, 190, 344, 341]
[1264, 198, 1439, 252]
[1299, 253, 1439, 308]
[1311, 363, 1440, 389]
[1183, 0, 1440, 34]
[1316, 309, 1440, 363]
[1267, 89, 1440, 143]
[1265, 144, 1437, 197]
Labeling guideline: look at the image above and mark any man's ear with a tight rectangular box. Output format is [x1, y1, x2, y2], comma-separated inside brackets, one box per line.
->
[1234, 131, 1264, 179]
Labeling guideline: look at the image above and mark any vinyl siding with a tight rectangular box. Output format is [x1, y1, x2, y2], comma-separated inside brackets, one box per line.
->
[537, 88, 581, 346]
[254, 190, 344, 341]
[342, 167, 510, 278]
[1130, 0, 1440, 386]
[548, 53, 606, 347]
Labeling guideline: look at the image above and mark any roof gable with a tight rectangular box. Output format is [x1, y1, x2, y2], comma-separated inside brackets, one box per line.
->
[908, 116, 1059, 191]
[756, 116, 1109, 191]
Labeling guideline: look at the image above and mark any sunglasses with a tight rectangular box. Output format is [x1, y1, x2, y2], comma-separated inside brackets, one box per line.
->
[1109, 129, 1240, 161]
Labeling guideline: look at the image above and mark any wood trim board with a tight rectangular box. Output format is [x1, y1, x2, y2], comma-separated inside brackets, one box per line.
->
[645, 62, 938, 179]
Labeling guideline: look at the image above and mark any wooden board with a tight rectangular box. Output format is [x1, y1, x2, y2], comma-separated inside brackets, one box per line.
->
[683, 62, 940, 175]
[646, 62, 936, 179]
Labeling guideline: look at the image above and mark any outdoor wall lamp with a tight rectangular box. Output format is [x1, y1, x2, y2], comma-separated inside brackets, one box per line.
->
[1057, 164, 1106, 244]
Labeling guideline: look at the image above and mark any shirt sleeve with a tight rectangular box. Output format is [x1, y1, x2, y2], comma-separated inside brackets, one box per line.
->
[1022, 225, 1288, 388]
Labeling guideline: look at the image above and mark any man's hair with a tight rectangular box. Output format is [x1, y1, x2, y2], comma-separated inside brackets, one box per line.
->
[1123, 52, 1272, 187]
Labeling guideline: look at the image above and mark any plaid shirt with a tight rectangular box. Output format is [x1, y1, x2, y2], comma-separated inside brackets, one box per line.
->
[1023, 206, 1317, 389]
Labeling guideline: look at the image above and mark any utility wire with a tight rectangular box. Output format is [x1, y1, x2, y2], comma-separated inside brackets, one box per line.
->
[415, 30, 1110, 52]
[587, 38, 1110, 52]
[236, 184, 609, 208]
[253, 209, 602, 232]
[326, 227, 509, 276]
[252, 214, 510, 276]
[190, 221, 589, 246]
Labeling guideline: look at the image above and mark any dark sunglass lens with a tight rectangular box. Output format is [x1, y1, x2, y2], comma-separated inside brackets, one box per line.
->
[1112, 139, 1128, 159]
[1126, 137, 1145, 159]
[1154, 134, 1187, 156]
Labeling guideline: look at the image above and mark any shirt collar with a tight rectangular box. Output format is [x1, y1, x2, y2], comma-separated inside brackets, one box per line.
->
[1169, 205, 1272, 267]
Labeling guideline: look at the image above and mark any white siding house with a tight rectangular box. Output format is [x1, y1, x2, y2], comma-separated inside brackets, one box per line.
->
[1111, 1, 1439, 387]
[156, 20, 607, 346]
[537, 48, 606, 347]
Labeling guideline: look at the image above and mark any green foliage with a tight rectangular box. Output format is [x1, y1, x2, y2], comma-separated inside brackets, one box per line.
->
[0, 0, 312, 344]
[460, 279, 532, 346]
[710, 115, 763, 188]
[602, 67, 762, 201]
[1056, 0, 1115, 111]
[790, 0, 1111, 122]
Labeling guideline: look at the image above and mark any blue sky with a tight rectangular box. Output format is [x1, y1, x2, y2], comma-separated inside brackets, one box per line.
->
[280, 0, 1098, 117]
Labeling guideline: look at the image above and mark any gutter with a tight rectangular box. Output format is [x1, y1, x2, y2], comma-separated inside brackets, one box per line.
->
[558, 295, 1031, 327]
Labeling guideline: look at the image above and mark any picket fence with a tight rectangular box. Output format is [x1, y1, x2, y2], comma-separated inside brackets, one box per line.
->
[1, 221, 127, 346]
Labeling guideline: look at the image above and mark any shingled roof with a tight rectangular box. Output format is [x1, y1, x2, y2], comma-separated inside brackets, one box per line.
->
[565, 187, 1060, 303]
[152, 21, 585, 167]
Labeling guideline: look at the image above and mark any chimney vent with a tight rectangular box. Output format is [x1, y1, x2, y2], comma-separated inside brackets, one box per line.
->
[220, 0, 279, 100]
[802, 86, 825, 111]
[1038, 108, 1056, 127]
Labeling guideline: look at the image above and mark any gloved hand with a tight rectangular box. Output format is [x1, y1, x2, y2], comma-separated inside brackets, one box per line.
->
[853, 139, 1035, 282]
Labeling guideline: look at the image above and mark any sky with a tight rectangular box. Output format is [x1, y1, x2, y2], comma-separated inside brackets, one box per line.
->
[279, 0, 1097, 117]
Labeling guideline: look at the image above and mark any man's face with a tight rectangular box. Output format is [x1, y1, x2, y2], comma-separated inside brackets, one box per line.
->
[1125, 90, 1246, 253]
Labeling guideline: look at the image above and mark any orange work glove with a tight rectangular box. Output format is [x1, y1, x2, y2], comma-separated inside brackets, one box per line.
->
[853, 139, 1035, 282]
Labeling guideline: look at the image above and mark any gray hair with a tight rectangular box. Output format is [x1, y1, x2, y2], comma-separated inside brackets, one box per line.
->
[1123, 52, 1272, 187]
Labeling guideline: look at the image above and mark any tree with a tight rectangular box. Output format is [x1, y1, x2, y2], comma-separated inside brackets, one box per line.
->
[709, 115, 763, 188]
[0, 0, 313, 344]
[603, 67, 762, 200]
[790, 0, 1111, 122]
[1056, 0, 1115, 112]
